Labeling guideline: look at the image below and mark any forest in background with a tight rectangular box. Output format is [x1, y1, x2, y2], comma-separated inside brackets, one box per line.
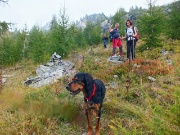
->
[0, 0, 180, 66]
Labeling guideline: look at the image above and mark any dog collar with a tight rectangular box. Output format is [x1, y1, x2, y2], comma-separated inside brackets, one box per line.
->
[84, 83, 96, 101]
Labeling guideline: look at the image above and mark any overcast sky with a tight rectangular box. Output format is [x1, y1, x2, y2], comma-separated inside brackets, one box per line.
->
[0, 0, 175, 30]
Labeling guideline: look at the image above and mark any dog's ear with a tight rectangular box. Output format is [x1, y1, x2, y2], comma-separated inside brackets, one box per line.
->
[84, 73, 94, 86]
[84, 73, 94, 95]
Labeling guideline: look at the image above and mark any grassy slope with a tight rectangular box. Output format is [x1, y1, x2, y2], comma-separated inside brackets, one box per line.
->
[0, 40, 180, 135]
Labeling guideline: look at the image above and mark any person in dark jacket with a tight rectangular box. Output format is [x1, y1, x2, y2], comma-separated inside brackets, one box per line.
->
[102, 33, 108, 48]
[109, 23, 123, 56]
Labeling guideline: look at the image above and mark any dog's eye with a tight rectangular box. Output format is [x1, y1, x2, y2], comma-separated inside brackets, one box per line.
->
[74, 79, 79, 83]
[72, 79, 81, 84]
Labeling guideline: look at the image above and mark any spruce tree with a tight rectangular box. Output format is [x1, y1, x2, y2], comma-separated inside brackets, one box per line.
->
[28, 26, 46, 63]
[138, 0, 165, 51]
[167, 0, 180, 39]
[112, 8, 127, 35]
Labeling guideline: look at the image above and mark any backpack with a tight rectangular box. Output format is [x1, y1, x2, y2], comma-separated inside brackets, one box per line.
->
[109, 28, 120, 42]
[126, 26, 139, 42]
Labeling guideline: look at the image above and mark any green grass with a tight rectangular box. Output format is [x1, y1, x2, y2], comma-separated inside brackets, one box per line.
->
[0, 40, 180, 135]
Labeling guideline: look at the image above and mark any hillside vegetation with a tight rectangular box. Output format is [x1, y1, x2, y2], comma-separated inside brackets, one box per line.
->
[0, 39, 179, 135]
[0, 0, 180, 135]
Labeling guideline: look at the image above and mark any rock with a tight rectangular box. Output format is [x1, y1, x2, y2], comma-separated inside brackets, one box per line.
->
[148, 76, 156, 82]
[106, 97, 111, 102]
[107, 55, 123, 64]
[166, 59, 172, 65]
[160, 50, 169, 55]
[110, 55, 122, 61]
[133, 64, 141, 68]
[2, 78, 6, 84]
[108, 82, 119, 89]
[2, 74, 15, 78]
[24, 52, 76, 88]
[114, 75, 118, 78]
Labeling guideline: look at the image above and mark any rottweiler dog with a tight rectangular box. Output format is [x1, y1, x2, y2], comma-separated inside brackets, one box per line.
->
[66, 72, 106, 135]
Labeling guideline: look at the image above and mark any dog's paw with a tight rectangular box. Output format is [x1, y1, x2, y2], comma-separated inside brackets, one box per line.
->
[86, 132, 92, 135]
[82, 132, 87, 135]
[95, 132, 100, 135]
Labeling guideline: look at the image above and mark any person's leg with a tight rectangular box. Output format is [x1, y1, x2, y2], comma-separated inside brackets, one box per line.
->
[104, 41, 106, 48]
[133, 41, 136, 59]
[112, 39, 117, 56]
[127, 41, 131, 59]
[119, 46, 123, 56]
[131, 41, 134, 60]
[112, 47, 116, 56]
[117, 39, 123, 56]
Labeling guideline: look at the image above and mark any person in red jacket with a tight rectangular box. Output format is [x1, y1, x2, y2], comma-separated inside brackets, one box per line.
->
[109, 23, 123, 56]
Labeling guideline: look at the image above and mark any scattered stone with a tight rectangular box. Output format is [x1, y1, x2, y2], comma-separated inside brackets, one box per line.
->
[108, 82, 119, 89]
[110, 55, 122, 61]
[82, 132, 87, 135]
[64, 123, 70, 127]
[160, 50, 169, 55]
[113, 75, 118, 78]
[107, 55, 123, 64]
[2, 78, 6, 84]
[106, 97, 111, 102]
[166, 59, 172, 65]
[148, 76, 156, 82]
[133, 63, 141, 68]
[2, 74, 15, 78]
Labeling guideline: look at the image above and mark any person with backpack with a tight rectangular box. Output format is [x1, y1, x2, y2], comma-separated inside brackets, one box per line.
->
[102, 33, 108, 48]
[125, 20, 138, 60]
[109, 23, 123, 56]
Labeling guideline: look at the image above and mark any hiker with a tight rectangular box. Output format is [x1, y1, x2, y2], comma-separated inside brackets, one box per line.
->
[102, 33, 108, 48]
[109, 23, 123, 56]
[125, 20, 137, 60]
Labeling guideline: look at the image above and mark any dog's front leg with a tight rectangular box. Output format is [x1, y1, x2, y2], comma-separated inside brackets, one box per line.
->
[85, 102, 92, 135]
[95, 114, 100, 135]
[95, 105, 101, 135]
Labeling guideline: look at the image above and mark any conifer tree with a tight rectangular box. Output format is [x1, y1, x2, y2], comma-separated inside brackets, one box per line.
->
[112, 8, 127, 35]
[28, 26, 46, 63]
[166, 0, 180, 39]
[138, 0, 165, 51]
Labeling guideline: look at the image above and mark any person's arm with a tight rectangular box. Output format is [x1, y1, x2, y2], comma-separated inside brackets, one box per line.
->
[109, 24, 113, 32]
[133, 27, 137, 37]
[120, 36, 126, 40]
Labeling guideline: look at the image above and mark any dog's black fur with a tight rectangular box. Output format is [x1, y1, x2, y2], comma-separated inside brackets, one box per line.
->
[66, 72, 106, 135]
[74, 72, 106, 104]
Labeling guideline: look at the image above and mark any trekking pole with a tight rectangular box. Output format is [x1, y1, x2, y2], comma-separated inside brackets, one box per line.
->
[132, 37, 134, 60]
[126, 53, 131, 93]
[126, 38, 131, 93]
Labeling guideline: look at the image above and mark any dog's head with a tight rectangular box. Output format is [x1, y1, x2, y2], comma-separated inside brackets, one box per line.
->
[66, 72, 94, 95]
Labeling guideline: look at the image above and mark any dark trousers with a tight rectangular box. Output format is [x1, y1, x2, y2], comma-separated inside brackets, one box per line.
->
[127, 40, 136, 60]
[103, 41, 107, 48]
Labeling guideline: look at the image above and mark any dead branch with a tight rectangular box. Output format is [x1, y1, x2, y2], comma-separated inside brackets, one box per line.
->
[0, 0, 8, 3]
